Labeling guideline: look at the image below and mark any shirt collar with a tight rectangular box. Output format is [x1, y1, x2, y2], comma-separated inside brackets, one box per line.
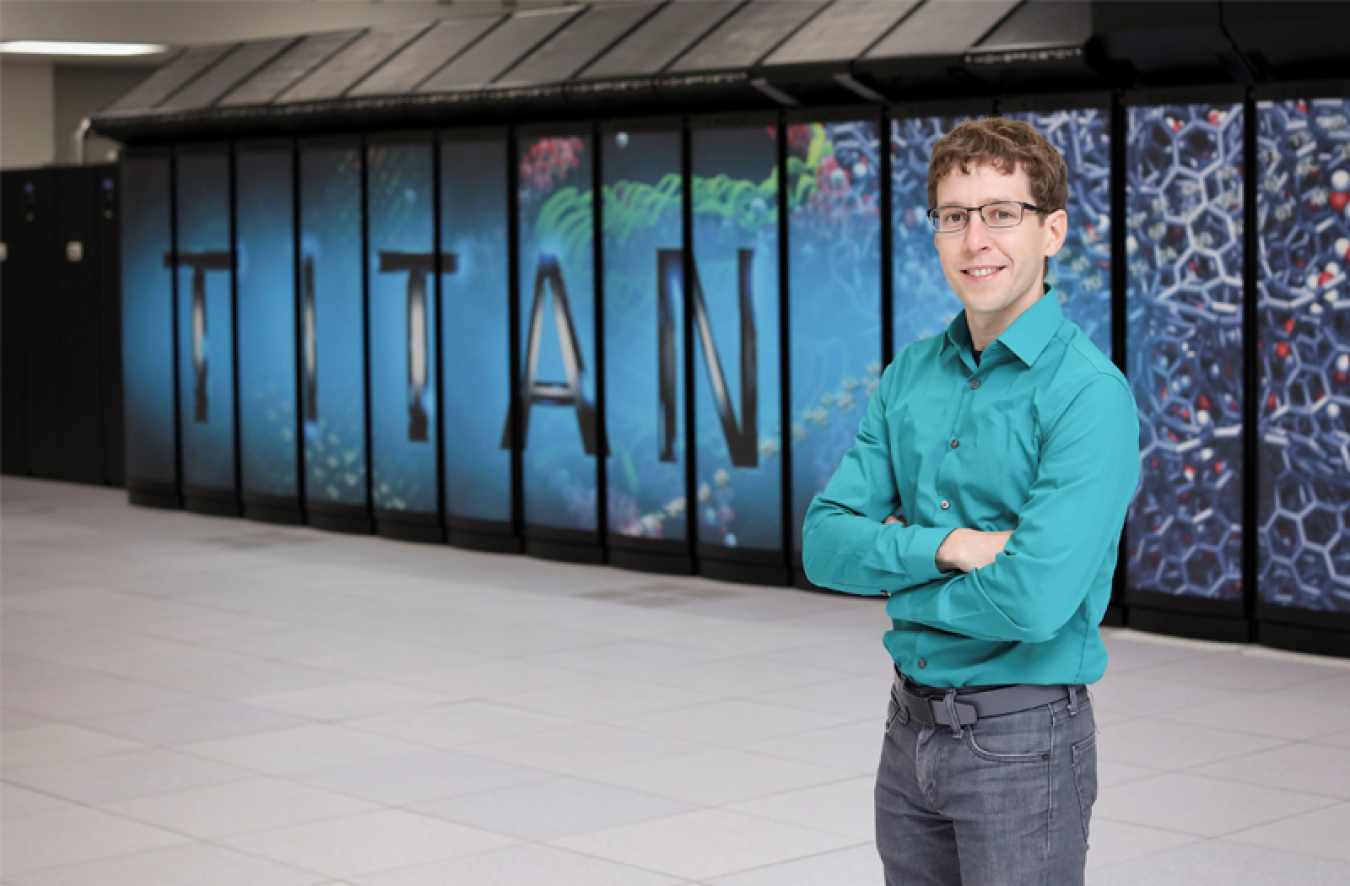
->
[941, 285, 1063, 368]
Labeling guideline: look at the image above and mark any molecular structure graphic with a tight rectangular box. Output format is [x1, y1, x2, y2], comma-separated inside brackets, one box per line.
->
[1257, 97, 1350, 613]
[1008, 108, 1114, 359]
[1125, 103, 1246, 601]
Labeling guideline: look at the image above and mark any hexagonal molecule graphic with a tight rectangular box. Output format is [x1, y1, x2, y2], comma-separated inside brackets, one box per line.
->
[1125, 103, 1246, 601]
[1007, 107, 1114, 360]
[1257, 97, 1350, 613]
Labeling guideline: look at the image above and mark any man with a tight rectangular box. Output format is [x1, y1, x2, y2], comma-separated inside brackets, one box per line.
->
[802, 117, 1140, 885]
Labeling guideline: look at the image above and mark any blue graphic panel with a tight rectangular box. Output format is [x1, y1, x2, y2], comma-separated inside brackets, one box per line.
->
[518, 133, 598, 533]
[368, 139, 438, 517]
[787, 120, 882, 556]
[602, 128, 686, 542]
[121, 151, 177, 489]
[1008, 107, 1113, 358]
[891, 115, 971, 355]
[236, 144, 299, 501]
[174, 147, 235, 492]
[1257, 97, 1350, 613]
[691, 125, 781, 555]
[1125, 103, 1245, 602]
[299, 140, 367, 508]
[441, 135, 512, 525]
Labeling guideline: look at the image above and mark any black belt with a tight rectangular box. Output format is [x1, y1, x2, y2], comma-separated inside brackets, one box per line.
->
[894, 672, 1081, 727]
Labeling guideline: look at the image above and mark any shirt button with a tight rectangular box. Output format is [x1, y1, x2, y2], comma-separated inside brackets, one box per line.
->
[940, 500, 950, 510]
[917, 659, 927, 669]
[950, 439, 959, 449]
[970, 379, 980, 390]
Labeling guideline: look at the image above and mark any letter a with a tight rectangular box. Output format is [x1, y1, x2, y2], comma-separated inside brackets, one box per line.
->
[503, 255, 606, 456]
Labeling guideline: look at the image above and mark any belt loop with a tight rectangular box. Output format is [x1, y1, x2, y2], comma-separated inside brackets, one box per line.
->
[1067, 684, 1079, 716]
[942, 689, 963, 739]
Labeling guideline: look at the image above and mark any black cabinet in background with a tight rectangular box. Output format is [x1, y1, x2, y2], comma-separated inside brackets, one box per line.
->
[1, 164, 123, 489]
[1, 171, 36, 477]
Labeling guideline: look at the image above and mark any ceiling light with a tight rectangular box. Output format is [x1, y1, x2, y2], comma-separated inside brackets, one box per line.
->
[0, 41, 169, 57]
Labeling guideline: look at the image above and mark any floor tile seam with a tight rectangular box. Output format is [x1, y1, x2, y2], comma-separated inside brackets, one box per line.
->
[0, 733, 155, 771]
[478, 671, 736, 709]
[103, 794, 391, 842]
[713, 789, 877, 839]
[2, 759, 260, 807]
[44, 791, 334, 848]
[153, 737, 436, 781]
[68, 767, 274, 804]
[537, 826, 748, 882]
[387, 769, 643, 807]
[95, 797, 387, 843]
[285, 756, 561, 805]
[0, 653, 174, 689]
[590, 717, 875, 765]
[545, 816, 868, 881]
[1123, 656, 1350, 689]
[635, 669, 862, 697]
[1095, 710, 1306, 745]
[1239, 646, 1350, 671]
[496, 696, 841, 741]
[234, 679, 491, 712]
[289, 837, 530, 884]
[202, 825, 382, 882]
[66, 705, 322, 742]
[1146, 701, 1350, 735]
[530, 833, 720, 882]
[1081, 831, 1219, 872]
[603, 685, 875, 719]
[1214, 798, 1350, 839]
[18, 614, 313, 650]
[2, 650, 290, 686]
[332, 702, 587, 738]
[1172, 758, 1350, 801]
[0, 777, 100, 814]
[470, 724, 722, 771]
[666, 729, 885, 767]
[374, 668, 601, 697]
[1089, 811, 1275, 842]
[0, 803, 200, 875]
[1095, 773, 1346, 821]
[573, 745, 813, 791]
[0, 694, 208, 726]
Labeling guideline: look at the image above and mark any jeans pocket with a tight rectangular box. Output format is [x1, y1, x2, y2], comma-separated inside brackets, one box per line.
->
[963, 727, 1050, 763]
[961, 708, 1055, 763]
[1071, 731, 1099, 844]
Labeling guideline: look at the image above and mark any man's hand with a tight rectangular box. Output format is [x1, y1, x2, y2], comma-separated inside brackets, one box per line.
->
[881, 516, 1011, 574]
[934, 528, 1013, 574]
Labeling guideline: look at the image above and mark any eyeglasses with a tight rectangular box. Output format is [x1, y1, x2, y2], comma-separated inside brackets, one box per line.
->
[927, 201, 1046, 233]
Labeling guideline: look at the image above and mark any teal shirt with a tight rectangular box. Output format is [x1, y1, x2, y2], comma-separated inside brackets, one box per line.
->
[802, 289, 1140, 688]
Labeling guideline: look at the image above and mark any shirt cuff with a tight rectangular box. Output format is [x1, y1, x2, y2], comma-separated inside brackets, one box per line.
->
[904, 526, 959, 585]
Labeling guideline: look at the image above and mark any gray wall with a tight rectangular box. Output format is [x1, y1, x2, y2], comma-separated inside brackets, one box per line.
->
[54, 65, 148, 165]
[1, 59, 55, 169]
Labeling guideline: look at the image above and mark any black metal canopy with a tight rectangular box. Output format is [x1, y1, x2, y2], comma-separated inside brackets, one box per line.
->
[89, 0, 1350, 145]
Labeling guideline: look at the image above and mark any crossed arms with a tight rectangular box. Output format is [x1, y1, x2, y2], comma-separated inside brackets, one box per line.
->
[802, 371, 1140, 644]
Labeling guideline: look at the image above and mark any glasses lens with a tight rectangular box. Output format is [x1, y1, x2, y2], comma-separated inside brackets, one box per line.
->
[983, 202, 1023, 228]
[931, 208, 968, 232]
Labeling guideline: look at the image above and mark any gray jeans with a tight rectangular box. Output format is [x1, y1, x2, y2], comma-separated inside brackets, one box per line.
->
[875, 680, 1098, 885]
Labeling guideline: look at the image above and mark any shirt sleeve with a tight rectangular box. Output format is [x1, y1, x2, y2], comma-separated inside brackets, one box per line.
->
[886, 375, 1141, 642]
[801, 361, 959, 597]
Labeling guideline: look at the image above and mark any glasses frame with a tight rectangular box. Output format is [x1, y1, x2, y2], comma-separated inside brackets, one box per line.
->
[927, 200, 1047, 234]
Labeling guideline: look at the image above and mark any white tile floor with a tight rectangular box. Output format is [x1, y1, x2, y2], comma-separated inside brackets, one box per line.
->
[3, 477, 1350, 885]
